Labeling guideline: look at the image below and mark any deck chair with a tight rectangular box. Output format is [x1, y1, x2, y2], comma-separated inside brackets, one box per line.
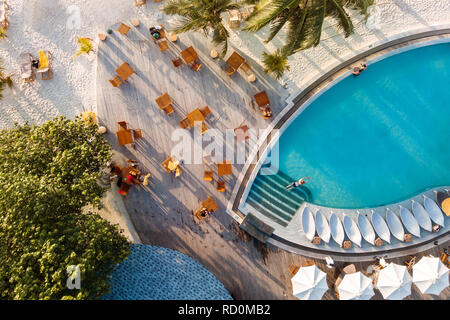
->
[109, 76, 122, 87]
[204, 170, 213, 181]
[158, 40, 169, 51]
[200, 106, 211, 118]
[0, 1, 8, 30]
[288, 263, 300, 276]
[132, 129, 142, 140]
[227, 9, 241, 29]
[405, 255, 416, 272]
[118, 23, 131, 35]
[179, 118, 192, 129]
[37, 50, 53, 80]
[254, 91, 272, 119]
[191, 60, 202, 72]
[163, 104, 174, 115]
[217, 181, 225, 192]
[172, 58, 183, 68]
[440, 252, 449, 268]
[19, 52, 35, 83]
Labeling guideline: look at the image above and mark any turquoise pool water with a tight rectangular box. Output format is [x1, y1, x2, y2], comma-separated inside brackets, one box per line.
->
[252, 42, 450, 210]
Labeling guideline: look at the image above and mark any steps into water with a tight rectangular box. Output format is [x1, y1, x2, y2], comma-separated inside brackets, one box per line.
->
[245, 168, 310, 227]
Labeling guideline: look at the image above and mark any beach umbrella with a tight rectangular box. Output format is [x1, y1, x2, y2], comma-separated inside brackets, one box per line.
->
[338, 272, 374, 300]
[413, 256, 449, 296]
[291, 265, 328, 300]
[376, 263, 412, 300]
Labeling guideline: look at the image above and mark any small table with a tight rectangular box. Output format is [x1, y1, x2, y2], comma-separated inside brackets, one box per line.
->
[181, 46, 198, 64]
[118, 23, 131, 35]
[131, 18, 140, 27]
[226, 52, 245, 74]
[169, 33, 178, 42]
[217, 161, 232, 176]
[247, 73, 256, 82]
[116, 130, 134, 146]
[155, 93, 172, 109]
[116, 62, 135, 81]
[210, 50, 218, 59]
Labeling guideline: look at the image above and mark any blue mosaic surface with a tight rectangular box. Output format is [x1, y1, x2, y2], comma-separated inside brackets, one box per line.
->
[102, 244, 232, 300]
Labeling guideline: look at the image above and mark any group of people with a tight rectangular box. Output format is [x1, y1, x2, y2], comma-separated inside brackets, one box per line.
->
[109, 160, 151, 195]
[149, 25, 163, 40]
[352, 63, 368, 76]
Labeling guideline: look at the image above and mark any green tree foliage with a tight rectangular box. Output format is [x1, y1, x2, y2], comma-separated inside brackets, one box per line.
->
[162, 0, 241, 57]
[0, 116, 130, 299]
[262, 49, 290, 79]
[245, 0, 374, 56]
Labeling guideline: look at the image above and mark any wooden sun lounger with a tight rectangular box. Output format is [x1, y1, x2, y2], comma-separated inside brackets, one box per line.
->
[37, 50, 53, 80]
[254, 91, 273, 119]
[116, 62, 135, 82]
[109, 76, 122, 87]
[19, 52, 35, 83]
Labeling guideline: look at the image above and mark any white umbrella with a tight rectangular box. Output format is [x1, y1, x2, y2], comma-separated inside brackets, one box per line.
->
[413, 256, 449, 296]
[291, 265, 328, 300]
[376, 263, 412, 300]
[338, 272, 375, 300]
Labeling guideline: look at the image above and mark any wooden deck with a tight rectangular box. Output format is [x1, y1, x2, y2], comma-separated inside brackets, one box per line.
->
[96, 22, 449, 300]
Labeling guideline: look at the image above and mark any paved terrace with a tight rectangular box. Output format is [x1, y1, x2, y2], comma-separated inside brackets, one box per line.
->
[96, 20, 449, 299]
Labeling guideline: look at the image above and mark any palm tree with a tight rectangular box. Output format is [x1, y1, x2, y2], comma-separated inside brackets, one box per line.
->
[162, 0, 242, 57]
[245, 0, 374, 56]
[262, 49, 290, 79]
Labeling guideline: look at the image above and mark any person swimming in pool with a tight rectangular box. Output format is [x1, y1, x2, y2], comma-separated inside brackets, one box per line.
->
[286, 177, 311, 190]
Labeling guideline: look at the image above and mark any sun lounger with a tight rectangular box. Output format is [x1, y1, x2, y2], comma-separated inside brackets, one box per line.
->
[163, 104, 174, 115]
[204, 170, 213, 181]
[132, 129, 142, 140]
[227, 9, 241, 29]
[200, 106, 211, 117]
[37, 50, 53, 80]
[0, 1, 9, 30]
[172, 58, 183, 68]
[19, 52, 35, 83]
[404, 255, 415, 271]
[191, 60, 202, 72]
[158, 40, 169, 51]
[180, 118, 192, 129]
[254, 91, 273, 119]
[217, 181, 225, 192]
[109, 76, 122, 87]
[288, 263, 300, 276]
[161, 156, 182, 177]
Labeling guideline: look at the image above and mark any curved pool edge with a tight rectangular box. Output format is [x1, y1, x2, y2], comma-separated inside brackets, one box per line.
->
[226, 28, 450, 260]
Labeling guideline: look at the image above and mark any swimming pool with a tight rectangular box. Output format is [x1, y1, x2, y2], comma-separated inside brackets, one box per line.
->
[247, 42, 450, 213]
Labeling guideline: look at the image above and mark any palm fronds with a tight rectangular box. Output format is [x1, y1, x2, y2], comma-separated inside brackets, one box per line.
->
[245, 0, 375, 57]
[262, 49, 290, 79]
[162, 0, 242, 58]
